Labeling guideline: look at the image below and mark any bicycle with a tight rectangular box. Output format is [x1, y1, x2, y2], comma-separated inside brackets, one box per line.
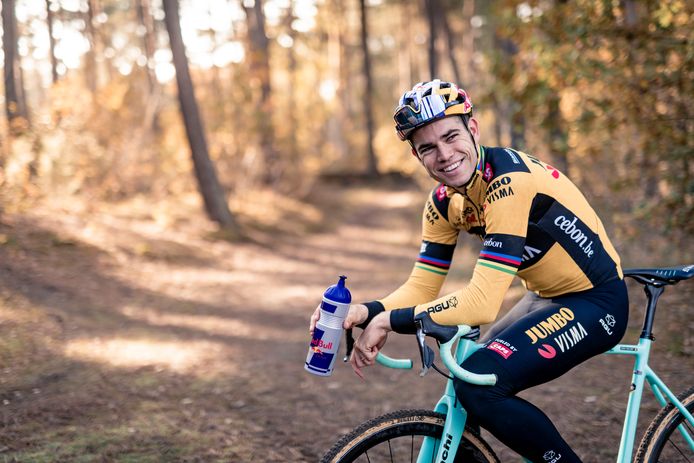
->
[321, 265, 694, 462]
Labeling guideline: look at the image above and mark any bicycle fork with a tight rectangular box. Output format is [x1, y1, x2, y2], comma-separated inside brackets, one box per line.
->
[417, 379, 469, 463]
[417, 341, 479, 463]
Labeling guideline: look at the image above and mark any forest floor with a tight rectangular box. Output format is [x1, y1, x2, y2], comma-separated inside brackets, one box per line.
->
[0, 178, 692, 462]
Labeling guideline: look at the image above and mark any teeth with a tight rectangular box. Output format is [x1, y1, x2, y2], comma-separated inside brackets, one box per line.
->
[443, 161, 461, 172]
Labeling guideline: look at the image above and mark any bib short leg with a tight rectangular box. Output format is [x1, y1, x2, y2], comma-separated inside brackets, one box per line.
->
[454, 278, 629, 463]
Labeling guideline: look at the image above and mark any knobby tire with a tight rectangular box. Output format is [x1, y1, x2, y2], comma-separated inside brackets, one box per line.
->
[320, 409, 499, 463]
[635, 385, 694, 462]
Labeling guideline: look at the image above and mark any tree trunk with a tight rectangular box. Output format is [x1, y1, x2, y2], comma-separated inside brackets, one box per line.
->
[495, 33, 524, 150]
[491, 95, 504, 146]
[135, 0, 161, 132]
[435, 0, 461, 84]
[162, 0, 238, 229]
[243, 0, 277, 184]
[324, 0, 348, 164]
[621, 0, 638, 27]
[546, 94, 568, 176]
[510, 104, 526, 151]
[16, 45, 29, 123]
[338, 0, 354, 141]
[398, 1, 413, 90]
[84, 0, 98, 92]
[135, 0, 158, 93]
[3, 0, 28, 134]
[461, 0, 475, 85]
[282, 2, 299, 164]
[359, 0, 378, 177]
[423, 0, 437, 78]
[45, 0, 59, 83]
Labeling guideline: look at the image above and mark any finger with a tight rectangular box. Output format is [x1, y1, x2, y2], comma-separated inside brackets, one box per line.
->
[356, 345, 373, 363]
[351, 348, 368, 368]
[363, 346, 379, 364]
[343, 305, 367, 330]
[364, 353, 376, 366]
[354, 352, 368, 368]
[351, 362, 365, 380]
[309, 307, 321, 333]
[350, 353, 366, 380]
[343, 312, 359, 330]
[356, 350, 376, 367]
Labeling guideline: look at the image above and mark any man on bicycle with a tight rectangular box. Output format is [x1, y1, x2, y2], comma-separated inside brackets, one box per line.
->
[310, 79, 629, 462]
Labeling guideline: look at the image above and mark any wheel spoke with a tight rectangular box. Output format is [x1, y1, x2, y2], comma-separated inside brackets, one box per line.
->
[665, 437, 691, 462]
[320, 410, 498, 462]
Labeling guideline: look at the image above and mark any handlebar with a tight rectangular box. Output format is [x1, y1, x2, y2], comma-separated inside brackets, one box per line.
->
[335, 311, 497, 386]
[436, 326, 497, 385]
[374, 325, 496, 386]
[375, 353, 413, 370]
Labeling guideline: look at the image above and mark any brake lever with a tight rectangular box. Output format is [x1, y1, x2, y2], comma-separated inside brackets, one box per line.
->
[343, 328, 355, 362]
[415, 322, 436, 377]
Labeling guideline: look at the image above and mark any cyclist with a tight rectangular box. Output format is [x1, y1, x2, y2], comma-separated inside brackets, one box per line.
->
[309, 79, 629, 462]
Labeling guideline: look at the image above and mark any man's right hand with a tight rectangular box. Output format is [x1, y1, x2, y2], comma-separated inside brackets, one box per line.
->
[309, 304, 369, 336]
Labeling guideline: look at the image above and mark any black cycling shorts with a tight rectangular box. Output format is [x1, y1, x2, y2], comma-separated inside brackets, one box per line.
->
[454, 277, 629, 461]
[465, 277, 628, 391]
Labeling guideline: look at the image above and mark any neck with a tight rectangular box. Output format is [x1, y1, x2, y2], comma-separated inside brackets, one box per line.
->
[452, 145, 483, 191]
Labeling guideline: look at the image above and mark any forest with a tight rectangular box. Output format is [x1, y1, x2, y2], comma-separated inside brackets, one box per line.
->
[0, 0, 692, 461]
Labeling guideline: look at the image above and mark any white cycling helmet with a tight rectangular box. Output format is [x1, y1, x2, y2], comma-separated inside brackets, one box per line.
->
[393, 79, 473, 141]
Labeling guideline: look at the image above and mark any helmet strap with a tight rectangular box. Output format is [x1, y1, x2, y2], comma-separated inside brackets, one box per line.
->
[457, 115, 480, 189]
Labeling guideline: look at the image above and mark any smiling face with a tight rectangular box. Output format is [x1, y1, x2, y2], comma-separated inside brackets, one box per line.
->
[411, 116, 480, 188]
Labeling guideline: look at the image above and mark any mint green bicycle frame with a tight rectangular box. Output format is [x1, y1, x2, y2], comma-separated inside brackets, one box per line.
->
[376, 326, 694, 462]
[605, 338, 694, 462]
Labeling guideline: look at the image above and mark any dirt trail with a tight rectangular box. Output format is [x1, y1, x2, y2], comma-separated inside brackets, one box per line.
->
[0, 180, 691, 462]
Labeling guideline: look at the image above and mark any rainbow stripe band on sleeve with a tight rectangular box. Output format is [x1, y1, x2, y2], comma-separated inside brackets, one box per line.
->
[415, 254, 451, 276]
[478, 250, 520, 275]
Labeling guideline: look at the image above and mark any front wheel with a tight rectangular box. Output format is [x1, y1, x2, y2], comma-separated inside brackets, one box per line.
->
[635, 385, 694, 462]
[320, 409, 499, 463]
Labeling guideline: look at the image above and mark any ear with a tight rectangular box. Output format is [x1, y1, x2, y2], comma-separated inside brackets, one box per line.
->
[409, 142, 422, 161]
[467, 117, 481, 144]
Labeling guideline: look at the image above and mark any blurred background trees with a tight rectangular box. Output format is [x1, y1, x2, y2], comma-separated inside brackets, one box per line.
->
[0, 0, 690, 254]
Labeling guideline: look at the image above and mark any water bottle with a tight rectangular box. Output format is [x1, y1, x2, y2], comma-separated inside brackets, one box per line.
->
[305, 275, 351, 376]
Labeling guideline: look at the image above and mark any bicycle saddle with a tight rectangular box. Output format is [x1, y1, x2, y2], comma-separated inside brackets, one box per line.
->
[624, 264, 694, 285]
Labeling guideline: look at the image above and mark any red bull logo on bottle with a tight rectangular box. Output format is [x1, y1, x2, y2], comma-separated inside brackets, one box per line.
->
[305, 276, 351, 377]
[310, 338, 333, 350]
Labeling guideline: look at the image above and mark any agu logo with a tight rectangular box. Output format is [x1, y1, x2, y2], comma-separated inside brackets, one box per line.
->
[426, 296, 458, 314]
[543, 450, 562, 462]
[600, 314, 616, 335]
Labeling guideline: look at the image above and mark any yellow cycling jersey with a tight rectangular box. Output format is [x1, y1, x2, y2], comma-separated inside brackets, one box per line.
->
[372, 146, 623, 331]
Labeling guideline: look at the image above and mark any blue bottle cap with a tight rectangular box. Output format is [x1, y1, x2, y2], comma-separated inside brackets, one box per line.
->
[324, 275, 351, 304]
